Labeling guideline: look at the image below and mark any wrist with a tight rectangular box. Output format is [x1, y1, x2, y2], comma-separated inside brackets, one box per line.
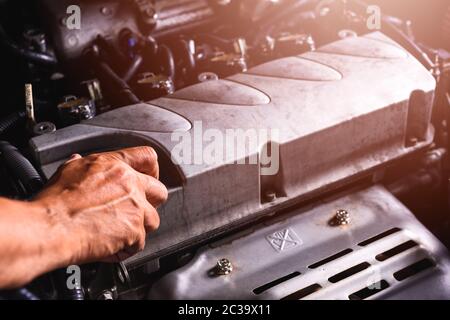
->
[0, 197, 78, 288]
[29, 197, 79, 269]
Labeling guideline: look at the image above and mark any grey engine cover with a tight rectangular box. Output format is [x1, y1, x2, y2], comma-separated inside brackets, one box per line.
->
[30, 32, 436, 267]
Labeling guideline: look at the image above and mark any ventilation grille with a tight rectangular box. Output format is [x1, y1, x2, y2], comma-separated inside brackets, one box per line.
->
[252, 228, 437, 300]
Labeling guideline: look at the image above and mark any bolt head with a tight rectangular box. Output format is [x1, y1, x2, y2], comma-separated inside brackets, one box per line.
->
[335, 209, 351, 225]
[98, 291, 114, 300]
[264, 191, 277, 203]
[408, 137, 419, 146]
[216, 258, 233, 276]
[100, 7, 113, 16]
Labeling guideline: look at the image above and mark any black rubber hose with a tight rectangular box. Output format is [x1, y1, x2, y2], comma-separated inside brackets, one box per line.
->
[0, 111, 26, 136]
[122, 54, 143, 83]
[0, 141, 44, 194]
[158, 44, 176, 78]
[179, 39, 196, 71]
[0, 25, 57, 66]
[97, 61, 141, 105]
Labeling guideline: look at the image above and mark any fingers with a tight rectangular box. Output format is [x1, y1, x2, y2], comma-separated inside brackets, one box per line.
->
[137, 173, 169, 208]
[66, 154, 83, 163]
[102, 224, 148, 263]
[107, 147, 160, 179]
[143, 203, 161, 233]
[103, 222, 149, 263]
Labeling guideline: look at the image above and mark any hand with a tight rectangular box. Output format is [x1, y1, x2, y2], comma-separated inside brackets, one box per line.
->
[34, 147, 168, 264]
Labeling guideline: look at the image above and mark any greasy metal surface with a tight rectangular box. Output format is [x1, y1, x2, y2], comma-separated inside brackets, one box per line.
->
[152, 0, 214, 36]
[318, 33, 409, 59]
[87, 104, 192, 133]
[30, 32, 436, 266]
[39, 0, 214, 61]
[167, 79, 271, 105]
[149, 186, 450, 300]
[248, 57, 343, 81]
[39, 0, 142, 61]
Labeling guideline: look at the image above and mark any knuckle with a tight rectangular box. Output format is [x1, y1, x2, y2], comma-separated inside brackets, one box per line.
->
[115, 150, 127, 161]
[149, 211, 161, 231]
[86, 154, 108, 166]
[112, 164, 134, 182]
[160, 184, 169, 202]
[113, 164, 128, 176]
[137, 231, 146, 251]
[86, 153, 101, 161]
[152, 180, 169, 204]
[141, 146, 158, 162]
[97, 154, 113, 162]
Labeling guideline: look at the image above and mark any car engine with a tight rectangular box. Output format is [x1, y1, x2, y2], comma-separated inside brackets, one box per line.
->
[0, 0, 450, 300]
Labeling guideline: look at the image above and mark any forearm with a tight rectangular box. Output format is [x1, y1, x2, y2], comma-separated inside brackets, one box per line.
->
[0, 147, 167, 289]
[0, 198, 73, 289]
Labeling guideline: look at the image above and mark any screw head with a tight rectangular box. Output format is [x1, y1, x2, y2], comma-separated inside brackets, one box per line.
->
[216, 258, 233, 276]
[33, 122, 56, 136]
[335, 209, 351, 225]
[408, 137, 419, 147]
[100, 7, 113, 16]
[198, 72, 219, 82]
[264, 191, 277, 203]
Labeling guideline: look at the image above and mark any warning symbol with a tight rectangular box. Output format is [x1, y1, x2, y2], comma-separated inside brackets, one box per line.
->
[266, 228, 302, 252]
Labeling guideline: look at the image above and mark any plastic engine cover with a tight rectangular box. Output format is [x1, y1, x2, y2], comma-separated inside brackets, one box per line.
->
[30, 32, 436, 266]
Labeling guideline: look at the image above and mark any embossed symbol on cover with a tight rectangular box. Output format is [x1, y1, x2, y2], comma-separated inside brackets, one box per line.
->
[266, 228, 302, 252]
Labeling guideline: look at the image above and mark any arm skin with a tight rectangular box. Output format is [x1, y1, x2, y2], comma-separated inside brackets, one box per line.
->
[0, 147, 168, 289]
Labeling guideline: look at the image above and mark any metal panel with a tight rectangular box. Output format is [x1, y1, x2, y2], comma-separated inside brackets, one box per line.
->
[149, 186, 450, 300]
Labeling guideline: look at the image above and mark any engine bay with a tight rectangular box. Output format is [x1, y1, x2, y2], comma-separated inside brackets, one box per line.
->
[0, 0, 450, 300]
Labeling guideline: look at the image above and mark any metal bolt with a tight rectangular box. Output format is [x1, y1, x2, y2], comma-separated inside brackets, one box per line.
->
[67, 35, 78, 48]
[198, 72, 219, 82]
[145, 7, 158, 19]
[100, 7, 113, 16]
[338, 29, 358, 39]
[25, 84, 35, 123]
[335, 209, 351, 225]
[98, 291, 114, 300]
[216, 258, 233, 276]
[264, 191, 277, 203]
[408, 137, 419, 147]
[33, 122, 56, 136]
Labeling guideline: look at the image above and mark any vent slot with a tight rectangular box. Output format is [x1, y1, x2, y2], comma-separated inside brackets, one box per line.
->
[393, 259, 435, 281]
[349, 280, 390, 300]
[328, 262, 371, 283]
[309, 248, 353, 269]
[376, 240, 419, 262]
[358, 228, 401, 247]
[253, 272, 301, 295]
[281, 284, 322, 300]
